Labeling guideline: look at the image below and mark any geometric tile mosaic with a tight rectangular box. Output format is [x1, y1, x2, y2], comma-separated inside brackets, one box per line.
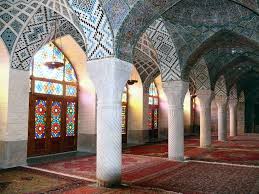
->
[68, 0, 114, 60]
[134, 33, 160, 86]
[101, 0, 129, 34]
[146, 18, 181, 82]
[0, 0, 85, 56]
[11, 6, 85, 71]
[215, 75, 227, 97]
[239, 91, 245, 103]
[229, 84, 238, 100]
[190, 58, 211, 91]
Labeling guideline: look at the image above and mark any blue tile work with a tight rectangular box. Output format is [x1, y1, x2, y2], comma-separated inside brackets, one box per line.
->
[101, 0, 129, 34]
[0, 0, 85, 57]
[1, 28, 16, 53]
[146, 18, 181, 82]
[11, 6, 86, 71]
[68, 0, 114, 60]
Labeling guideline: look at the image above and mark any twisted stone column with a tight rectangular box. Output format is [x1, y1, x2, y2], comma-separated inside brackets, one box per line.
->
[216, 96, 228, 141]
[196, 90, 214, 148]
[229, 99, 238, 136]
[163, 80, 189, 161]
[87, 58, 132, 187]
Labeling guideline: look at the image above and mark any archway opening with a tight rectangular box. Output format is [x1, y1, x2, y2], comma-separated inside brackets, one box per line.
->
[27, 42, 79, 157]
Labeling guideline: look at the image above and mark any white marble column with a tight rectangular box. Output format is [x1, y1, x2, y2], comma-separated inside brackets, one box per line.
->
[216, 96, 228, 141]
[229, 99, 238, 137]
[196, 90, 214, 148]
[87, 58, 132, 187]
[163, 80, 189, 161]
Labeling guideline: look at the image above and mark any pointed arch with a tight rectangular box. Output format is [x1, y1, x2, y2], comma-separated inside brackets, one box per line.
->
[215, 75, 227, 97]
[190, 58, 211, 91]
[68, 0, 114, 60]
[146, 18, 181, 81]
[11, 6, 86, 71]
[0, 0, 85, 55]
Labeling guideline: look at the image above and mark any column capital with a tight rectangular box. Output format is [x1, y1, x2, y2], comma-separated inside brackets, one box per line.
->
[162, 80, 189, 107]
[87, 57, 133, 103]
[196, 89, 214, 109]
[229, 99, 238, 108]
[215, 95, 228, 107]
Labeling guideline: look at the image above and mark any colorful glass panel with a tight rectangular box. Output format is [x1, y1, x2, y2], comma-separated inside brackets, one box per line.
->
[122, 105, 127, 134]
[65, 63, 77, 82]
[148, 110, 152, 129]
[122, 86, 127, 103]
[51, 101, 62, 138]
[148, 82, 158, 105]
[35, 100, 47, 139]
[35, 80, 63, 95]
[154, 98, 159, 105]
[149, 82, 158, 97]
[33, 43, 64, 81]
[66, 102, 76, 136]
[66, 85, 77, 97]
[154, 109, 158, 129]
[149, 97, 153, 105]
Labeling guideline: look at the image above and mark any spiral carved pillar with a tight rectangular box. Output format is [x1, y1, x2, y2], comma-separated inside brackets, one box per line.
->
[196, 90, 214, 148]
[216, 96, 228, 141]
[229, 99, 238, 137]
[163, 80, 189, 161]
[87, 58, 132, 187]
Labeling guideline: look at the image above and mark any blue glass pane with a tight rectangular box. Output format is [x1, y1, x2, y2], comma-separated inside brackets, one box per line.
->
[66, 85, 77, 97]
[35, 80, 63, 95]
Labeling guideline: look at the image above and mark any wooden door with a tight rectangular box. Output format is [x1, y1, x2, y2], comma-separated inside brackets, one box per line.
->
[28, 94, 77, 157]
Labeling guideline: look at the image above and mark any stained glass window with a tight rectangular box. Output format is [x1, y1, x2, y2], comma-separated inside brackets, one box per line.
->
[35, 100, 47, 139]
[148, 82, 159, 105]
[148, 82, 159, 129]
[65, 63, 77, 82]
[121, 86, 128, 135]
[31, 42, 78, 97]
[51, 101, 62, 138]
[66, 102, 76, 136]
[122, 86, 127, 103]
[66, 85, 77, 97]
[122, 105, 127, 134]
[35, 80, 63, 95]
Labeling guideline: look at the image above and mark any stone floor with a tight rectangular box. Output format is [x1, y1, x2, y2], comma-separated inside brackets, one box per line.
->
[1, 134, 259, 193]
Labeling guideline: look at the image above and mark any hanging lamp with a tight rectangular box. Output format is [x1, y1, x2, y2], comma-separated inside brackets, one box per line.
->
[44, 12, 65, 69]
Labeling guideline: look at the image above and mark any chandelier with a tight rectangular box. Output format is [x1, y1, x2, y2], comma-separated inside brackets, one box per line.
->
[44, 12, 65, 69]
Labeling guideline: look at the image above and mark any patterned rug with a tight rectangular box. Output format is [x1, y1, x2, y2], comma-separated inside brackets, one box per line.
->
[32, 154, 181, 183]
[0, 167, 89, 194]
[135, 162, 259, 194]
[124, 135, 259, 165]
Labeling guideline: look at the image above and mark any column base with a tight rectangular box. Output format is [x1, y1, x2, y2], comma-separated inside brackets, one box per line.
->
[200, 144, 211, 149]
[97, 179, 121, 188]
[168, 156, 185, 162]
[0, 140, 27, 169]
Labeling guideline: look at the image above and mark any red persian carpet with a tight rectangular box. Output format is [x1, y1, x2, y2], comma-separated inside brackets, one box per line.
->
[32, 154, 181, 183]
[135, 162, 259, 194]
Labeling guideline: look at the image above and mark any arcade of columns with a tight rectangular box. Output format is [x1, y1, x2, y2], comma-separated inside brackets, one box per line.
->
[86, 57, 240, 187]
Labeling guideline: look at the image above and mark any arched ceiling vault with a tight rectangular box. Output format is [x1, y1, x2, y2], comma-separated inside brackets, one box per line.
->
[115, 0, 259, 70]
[11, 6, 86, 71]
[0, 0, 85, 55]
[133, 33, 161, 87]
